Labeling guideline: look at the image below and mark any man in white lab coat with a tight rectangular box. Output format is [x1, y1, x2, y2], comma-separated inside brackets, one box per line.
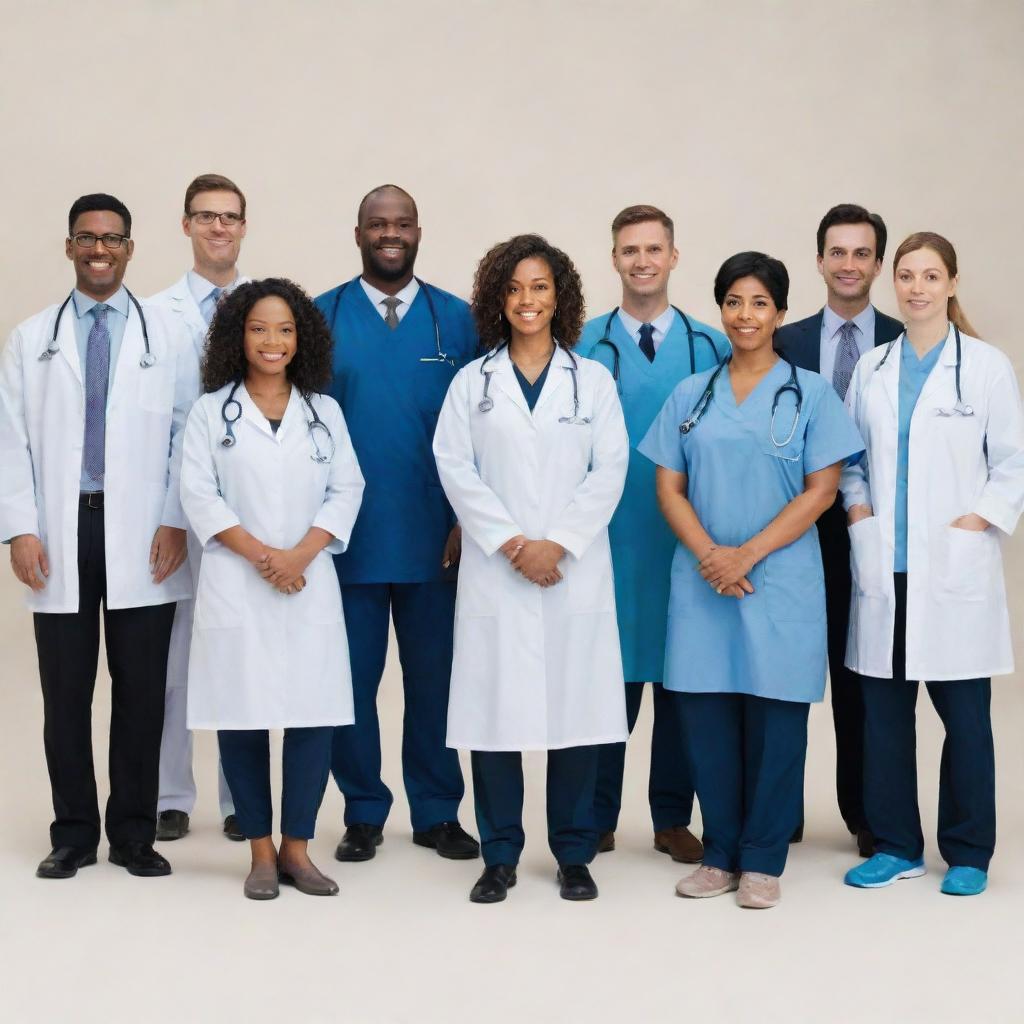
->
[148, 173, 249, 843]
[0, 193, 197, 879]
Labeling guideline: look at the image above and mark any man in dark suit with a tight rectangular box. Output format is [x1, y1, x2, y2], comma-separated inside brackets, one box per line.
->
[776, 203, 903, 857]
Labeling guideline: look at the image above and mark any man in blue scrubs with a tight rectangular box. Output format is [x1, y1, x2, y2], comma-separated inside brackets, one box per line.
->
[578, 205, 727, 864]
[315, 185, 479, 862]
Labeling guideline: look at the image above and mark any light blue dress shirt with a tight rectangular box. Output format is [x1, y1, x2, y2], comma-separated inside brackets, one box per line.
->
[820, 305, 875, 385]
[617, 305, 675, 354]
[73, 287, 129, 491]
[894, 339, 943, 572]
[188, 270, 240, 326]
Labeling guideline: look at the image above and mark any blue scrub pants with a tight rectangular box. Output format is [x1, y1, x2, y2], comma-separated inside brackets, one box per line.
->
[859, 573, 995, 870]
[218, 727, 333, 840]
[679, 692, 808, 877]
[331, 582, 464, 832]
[593, 682, 694, 834]
[471, 747, 599, 867]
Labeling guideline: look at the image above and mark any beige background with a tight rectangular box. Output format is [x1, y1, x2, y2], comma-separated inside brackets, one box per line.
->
[1, 2, 1023, 1022]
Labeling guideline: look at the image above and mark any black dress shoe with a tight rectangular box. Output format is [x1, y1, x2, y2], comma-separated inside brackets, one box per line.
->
[36, 846, 97, 879]
[334, 824, 384, 862]
[223, 815, 245, 842]
[557, 864, 598, 901]
[156, 810, 190, 842]
[109, 841, 172, 877]
[596, 831, 615, 854]
[857, 828, 876, 858]
[470, 864, 517, 903]
[412, 821, 480, 860]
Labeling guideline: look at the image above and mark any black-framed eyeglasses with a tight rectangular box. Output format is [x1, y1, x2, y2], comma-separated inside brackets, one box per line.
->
[71, 232, 130, 249]
[188, 211, 245, 226]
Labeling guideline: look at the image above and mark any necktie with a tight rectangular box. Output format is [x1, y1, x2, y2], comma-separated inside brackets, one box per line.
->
[638, 322, 656, 362]
[203, 286, 224, 326]
[84, 304, 110, 485]
[382, 296, 401, 330]
[832, 321, 859, 400]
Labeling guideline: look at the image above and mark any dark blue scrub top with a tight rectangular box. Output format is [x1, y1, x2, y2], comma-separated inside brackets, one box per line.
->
[513, 358, 552, 411]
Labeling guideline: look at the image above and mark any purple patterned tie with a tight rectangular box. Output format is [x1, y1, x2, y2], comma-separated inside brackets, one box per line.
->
[83, 304, 110, 484]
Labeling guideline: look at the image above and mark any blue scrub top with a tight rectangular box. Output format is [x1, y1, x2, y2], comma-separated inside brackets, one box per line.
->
[578, 309, 728, 682]
[315, 277, 478, 584]
[639, 358, 864, 703]
[513, 357, 552, 412]
[895, 340, 943, 572]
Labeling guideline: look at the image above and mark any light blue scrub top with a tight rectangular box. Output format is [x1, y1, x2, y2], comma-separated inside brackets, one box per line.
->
[578, 310, 728, 682]
[894, 339, 943, 572]
[639, 359, 864, 703]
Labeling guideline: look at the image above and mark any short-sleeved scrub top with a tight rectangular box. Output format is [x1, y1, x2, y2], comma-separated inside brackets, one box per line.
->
[639, 358, 865, 703]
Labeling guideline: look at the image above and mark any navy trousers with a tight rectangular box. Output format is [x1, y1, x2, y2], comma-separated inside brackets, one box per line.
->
[859, 573, 995, 870]
[593, 682, 694, 834]
[218, 727, 333, 840]
[679, 692, 809, 876]
[331, 582, 464, 832]
[472, 747, 599, 867]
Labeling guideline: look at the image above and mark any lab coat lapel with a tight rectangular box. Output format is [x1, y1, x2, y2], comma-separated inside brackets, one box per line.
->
[169, 274, 206, 335]
[51, 297, 82, 384]
[533, 346, 574, 415]
[112, 302, 145, 395]
[876, 334, 902, 416]
[917, 325, 958, 406]
[488, 348, 533, 421]
[238, 382, 286, 441]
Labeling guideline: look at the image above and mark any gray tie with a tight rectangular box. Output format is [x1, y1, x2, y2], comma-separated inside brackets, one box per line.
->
[832, 321, 859, 400]
[382, 296, 401, 330]
[84, 304, 110, 485]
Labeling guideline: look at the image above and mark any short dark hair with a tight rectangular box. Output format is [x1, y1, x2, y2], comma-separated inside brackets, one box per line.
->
[184, 173, 246, 219]
[611, 204, 674, 244]
[357, 183, 419, 224]
[68, 193, 132, 237]
[202, 278, 333, 398]
[816, 203, 887, 260]
[471, 234, 586, 351]
[713, 251, 789, 311]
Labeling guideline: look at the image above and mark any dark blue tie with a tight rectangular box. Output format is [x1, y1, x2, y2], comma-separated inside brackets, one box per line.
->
[638, 322, 656, 362]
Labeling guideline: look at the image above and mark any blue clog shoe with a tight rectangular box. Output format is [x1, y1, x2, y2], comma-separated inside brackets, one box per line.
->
[844, 852, 926, 888]
[941, 866, 987, 896]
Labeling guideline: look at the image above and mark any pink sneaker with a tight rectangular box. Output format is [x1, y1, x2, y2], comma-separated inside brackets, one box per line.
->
[675, 865, 739, 899]
[736, 872, 781, 909]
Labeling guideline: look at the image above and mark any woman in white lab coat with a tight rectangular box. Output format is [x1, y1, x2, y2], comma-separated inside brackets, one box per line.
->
[181, 278, 364, 900]
[841, 233, 1024, 897]
[433, 235, 629, 904]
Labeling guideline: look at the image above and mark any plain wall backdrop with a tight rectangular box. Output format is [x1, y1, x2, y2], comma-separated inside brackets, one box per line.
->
[1, 3, 1023, 1022]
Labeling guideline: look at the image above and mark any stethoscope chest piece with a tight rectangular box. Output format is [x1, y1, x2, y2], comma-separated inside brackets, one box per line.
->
[139, 351, 156, 369]
[220, 434, 236, 449]
[478, 396, 494, 413]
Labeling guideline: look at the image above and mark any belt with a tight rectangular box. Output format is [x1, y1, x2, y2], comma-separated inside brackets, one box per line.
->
[79, 491, 104, 510]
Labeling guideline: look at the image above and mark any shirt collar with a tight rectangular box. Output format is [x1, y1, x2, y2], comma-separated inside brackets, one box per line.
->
[187, 269, 240, 305]
[72, 285, 129, 319]
[823, 303, 876, 339]
[360, 276, 420, 311]
[617, 304, 674, 339]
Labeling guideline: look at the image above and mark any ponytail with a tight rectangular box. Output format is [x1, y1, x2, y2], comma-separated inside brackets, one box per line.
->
[946, 295, 977, 337]
[893, 231, 978, 337]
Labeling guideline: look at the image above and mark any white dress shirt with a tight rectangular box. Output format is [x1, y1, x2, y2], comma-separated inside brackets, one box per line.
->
[360, 277, 420, 324]
[616, 305, 675, 354]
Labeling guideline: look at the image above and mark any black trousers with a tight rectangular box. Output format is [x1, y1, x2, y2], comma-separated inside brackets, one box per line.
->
[33, 502, 175, 849]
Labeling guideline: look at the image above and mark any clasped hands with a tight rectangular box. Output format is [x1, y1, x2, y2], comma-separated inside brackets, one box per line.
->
[500, 534, 565, 587]
[251, 543, 313, 595]
[698, 543, 756, 599]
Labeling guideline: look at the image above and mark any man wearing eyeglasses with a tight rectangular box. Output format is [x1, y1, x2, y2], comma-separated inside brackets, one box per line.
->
[148, 174, 249, 844]
[0, 193, 198, 879]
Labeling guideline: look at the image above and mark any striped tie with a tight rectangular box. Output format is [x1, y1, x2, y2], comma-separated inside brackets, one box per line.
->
[83, 304, 110, 484]
[832, 321, 859, 400]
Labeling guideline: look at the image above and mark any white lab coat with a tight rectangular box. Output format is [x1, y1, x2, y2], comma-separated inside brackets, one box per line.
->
[181, 383, 364, 730]
[433, 346, 629, 751]
[148, 272, 250, 364]
[841, 327, 1024, 681]
[0, 296, 197, 612]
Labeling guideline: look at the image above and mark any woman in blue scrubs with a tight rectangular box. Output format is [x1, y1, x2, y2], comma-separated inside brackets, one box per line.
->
[639, 252, 864, 909]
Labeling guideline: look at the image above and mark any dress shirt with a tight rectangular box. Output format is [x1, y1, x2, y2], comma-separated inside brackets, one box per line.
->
[360, 277, 420, 324]
[617, 305, 675, 354]
[188, 269, 242, 325]
[820, 304, 875, 383]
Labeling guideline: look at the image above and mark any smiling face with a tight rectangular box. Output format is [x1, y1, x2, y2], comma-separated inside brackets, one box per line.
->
[243, 295, 298, 382]
[65, 209, 134, 300]
[817, 223, 881, 308]
[504, 256, 556, 341]
[612, 220, 678, 305]
[893, 246, 956, 327]
[720, 275, 785, 354]
[183, 189, 246, 278]
[356, 190, 421, 288]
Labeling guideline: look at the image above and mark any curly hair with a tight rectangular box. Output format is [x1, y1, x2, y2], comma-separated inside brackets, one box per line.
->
[471, 234, 586, 351]
[201, 278, 333, 397]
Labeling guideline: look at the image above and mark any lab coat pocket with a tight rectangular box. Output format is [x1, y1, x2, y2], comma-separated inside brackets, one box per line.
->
[936, 526, 995, 603]
[848, 517, 887, 598]
[566, 540, 615, 614]
[194, 544, 245, 629]
[763, 556, 825, 623]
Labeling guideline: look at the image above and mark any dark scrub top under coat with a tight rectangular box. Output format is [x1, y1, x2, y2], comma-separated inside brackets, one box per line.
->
[512, 357, 552, 411]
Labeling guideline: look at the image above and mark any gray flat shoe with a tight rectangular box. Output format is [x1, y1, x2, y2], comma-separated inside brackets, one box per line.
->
[278, 860, 339, 896]
[244, 863, 280, 900]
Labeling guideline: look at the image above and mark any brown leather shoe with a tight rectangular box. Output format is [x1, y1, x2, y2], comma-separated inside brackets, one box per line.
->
[596, 831, 615, 854]
[654, 826, 703, 863]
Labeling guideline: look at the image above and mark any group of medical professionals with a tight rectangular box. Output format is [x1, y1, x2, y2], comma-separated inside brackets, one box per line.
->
[1, 175, 1022, 910]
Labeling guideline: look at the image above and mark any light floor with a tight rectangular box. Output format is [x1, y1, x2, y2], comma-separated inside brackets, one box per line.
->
[1, 568, 1021, 1024]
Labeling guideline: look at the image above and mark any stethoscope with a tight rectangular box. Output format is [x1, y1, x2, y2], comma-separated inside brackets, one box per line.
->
[875, 324, 973, 417]
[220, 380, 335, 463]
[593, 307, 723, 392]
[477, 343, 591, 425]
[680, 354, 804, 454]
[39, 289, 155, 367]
[328, 277, 454, 366]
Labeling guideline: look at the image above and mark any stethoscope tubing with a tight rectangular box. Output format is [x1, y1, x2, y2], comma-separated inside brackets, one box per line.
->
[477, 343, 590, 423]
[40, 288, 155, 368]
[220, 379, 334, 462]
[875, 324, 972, 417]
